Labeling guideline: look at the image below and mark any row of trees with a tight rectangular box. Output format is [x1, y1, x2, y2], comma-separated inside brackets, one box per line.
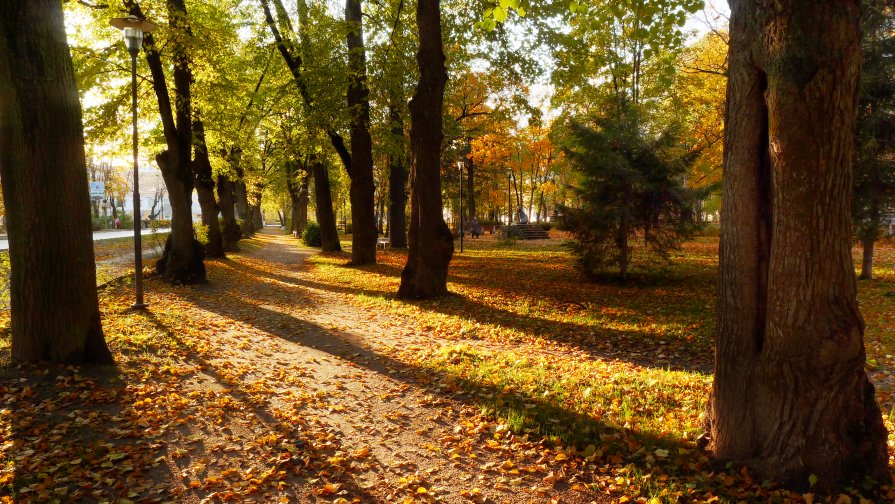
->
[0, 0, 462, 361]
[3, 0, 894, 496]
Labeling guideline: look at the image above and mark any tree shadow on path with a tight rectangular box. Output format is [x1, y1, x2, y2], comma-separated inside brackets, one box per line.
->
[224, 256, 712, 374]
[0, 360, 179, 501]
[183, 276, 717, 500]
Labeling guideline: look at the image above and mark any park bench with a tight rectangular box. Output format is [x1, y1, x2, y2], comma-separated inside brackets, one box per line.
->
[377, 237, 390, 250]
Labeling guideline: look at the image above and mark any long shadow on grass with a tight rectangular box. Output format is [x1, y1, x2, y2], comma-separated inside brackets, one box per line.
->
[0, 361, 178, 501]
[134, 310, 381, 503]
[446, 252, 717, 329]
[185, 292, 725, 499]
[223, 257, 712, 373]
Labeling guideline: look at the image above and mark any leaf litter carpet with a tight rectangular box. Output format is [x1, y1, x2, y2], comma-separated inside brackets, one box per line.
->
[0, 229, 599, 503]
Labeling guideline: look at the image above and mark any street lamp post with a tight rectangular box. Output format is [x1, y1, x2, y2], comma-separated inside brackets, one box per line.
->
[110, 15, 156, 310]
[458, 161, 464, 253]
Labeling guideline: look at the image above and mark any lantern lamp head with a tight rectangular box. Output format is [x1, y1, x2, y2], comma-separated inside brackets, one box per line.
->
[110, 16, 157, 54]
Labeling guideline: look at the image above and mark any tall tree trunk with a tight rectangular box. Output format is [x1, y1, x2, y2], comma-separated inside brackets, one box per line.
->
[345, 0, 377, 265]
[127, 0, 205, 283]
[859, 200, 880, 280]
[287, 161, 309, 236]
[0, 0, 111, 364]
[192, 117, 224, 258]
[251, 202, 263, 230]
[708, 0, 887, 491]
[861, 237, 875, 280]
[311, 159, 341, 252]
[217, 175, 241, 251]
[297, 177, 309, 232]
[398, 0, 453, 299]
[388, 104, 408, 248]
[376, 192, 385, 234]
[235, 176, 254, 236]
[466, 156, 476, 220]
[155, 152, 205, 283]
[617, 217, 629, 281]
[248, 183, 264, 231]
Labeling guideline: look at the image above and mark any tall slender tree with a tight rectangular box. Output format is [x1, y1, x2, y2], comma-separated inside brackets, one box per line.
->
[311, 157, 342, 252]
[708, 0, 888, 490]
[388, 101, 409, 248]
[345, 0, 378, 264]
[193, 115, 225, 258]
[854, 0, 895, 280]
[261, 0, 344, 251]
[398, 0, 453, 299]
[126, 0, 206, 283]
[0, 0, 112, 363]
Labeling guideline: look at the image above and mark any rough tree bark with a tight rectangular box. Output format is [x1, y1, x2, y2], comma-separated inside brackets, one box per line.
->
[250, 200, 264, 230]
[0, 0, 112, 363]
[247, 181, 264, 231]
[398, 0, 453, 299]
[192, 117, 224, 258]
[345, 0, 378, 264]
[127, 0, 205, 283]
[708, 0, 888, 491]
[860, 200, 879, 280]
[287, 161, 309, 236]
[310, 159, 342, 252]
[234, 174, 254, 237]
[217, 175, 241, 251]
[388, 104, 408, 248]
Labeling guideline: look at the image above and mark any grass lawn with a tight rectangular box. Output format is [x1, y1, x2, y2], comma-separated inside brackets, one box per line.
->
[305, 231, 895, 502]
[0, 230, 893, 502]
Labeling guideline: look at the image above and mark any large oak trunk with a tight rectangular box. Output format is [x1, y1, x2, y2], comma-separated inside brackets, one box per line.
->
[217, 175, 242, 251]
[388, 104, 408, 248]
[155, 152, 206, 283]
[345, 0, 377, 265]
[287, 161, 309, 236]
[0, 0, 111, 363]
[235, 178, 254, 237]
[192, 118, 224, 258]
[128, 0, 205, 284]
[251, 202, 264, 230]
[708, 0, 887, 491]
[398, 0, 453, 299]
[311, 160, 342, 252]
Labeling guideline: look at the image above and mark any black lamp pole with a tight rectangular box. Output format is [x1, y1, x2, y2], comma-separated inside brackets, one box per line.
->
[111, 15, 156, 310]
[458, 161, 464, 253]
[129, 49, 145, 309]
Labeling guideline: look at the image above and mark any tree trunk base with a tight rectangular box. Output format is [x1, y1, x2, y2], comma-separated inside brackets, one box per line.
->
[398, 221, 453, 299]
[222, 222, 242, 252]
[156, 235, 207, 284]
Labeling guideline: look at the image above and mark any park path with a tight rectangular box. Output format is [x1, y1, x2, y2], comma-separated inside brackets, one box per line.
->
[148, 228, 598, 503]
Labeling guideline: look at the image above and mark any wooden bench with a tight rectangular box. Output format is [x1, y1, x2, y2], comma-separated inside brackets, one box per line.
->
[377, 237, 390, 250]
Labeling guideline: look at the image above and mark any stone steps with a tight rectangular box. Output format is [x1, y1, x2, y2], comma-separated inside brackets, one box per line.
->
[511, 223, 550, 240]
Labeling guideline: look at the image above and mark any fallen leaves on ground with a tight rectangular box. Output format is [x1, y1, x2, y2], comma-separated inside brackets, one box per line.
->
[0, 231, 893, 503]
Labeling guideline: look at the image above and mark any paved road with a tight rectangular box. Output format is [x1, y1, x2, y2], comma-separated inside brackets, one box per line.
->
[0, 228, 170, 251]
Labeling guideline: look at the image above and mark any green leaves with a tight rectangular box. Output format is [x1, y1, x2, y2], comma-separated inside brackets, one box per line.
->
[476, 0, 526, 31]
